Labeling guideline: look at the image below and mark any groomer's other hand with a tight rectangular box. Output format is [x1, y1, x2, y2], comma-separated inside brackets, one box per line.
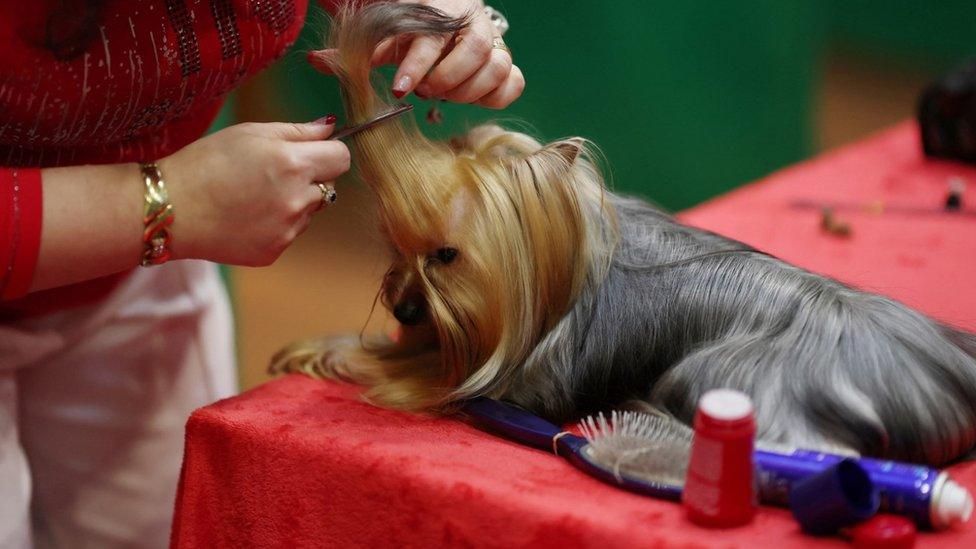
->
[160, 118, 350, 267]
[307, 0, 523, 109]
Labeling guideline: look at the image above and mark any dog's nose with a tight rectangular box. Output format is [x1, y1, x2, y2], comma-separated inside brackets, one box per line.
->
[393, 299, 425, 325]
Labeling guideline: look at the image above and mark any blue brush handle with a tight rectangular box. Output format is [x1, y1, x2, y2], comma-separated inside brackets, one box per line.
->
[461, 397, 565, 451]
[460, 397, 683, 502]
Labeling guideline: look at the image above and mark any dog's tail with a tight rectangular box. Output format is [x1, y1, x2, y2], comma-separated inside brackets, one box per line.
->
[803, 300, 976, 465]
[652, 263, 976, 465]
[838, 307, 976, 466]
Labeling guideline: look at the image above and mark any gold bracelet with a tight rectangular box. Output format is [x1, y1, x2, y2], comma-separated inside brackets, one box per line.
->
[139, 162, 174, 266]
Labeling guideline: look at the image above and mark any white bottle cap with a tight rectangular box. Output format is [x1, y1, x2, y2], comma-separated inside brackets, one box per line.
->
[699, 389, 754, 421]
[932, 475, 974, 529]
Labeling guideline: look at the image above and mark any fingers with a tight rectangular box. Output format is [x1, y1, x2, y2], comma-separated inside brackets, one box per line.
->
[291, 141, 351, 182]
[476, 65, 525, 109]
[370, 36, 405, 67]
[302, 181, 335, 213]
[309, 14, 523, 108]
[285, 140, 345, 218]
[286, 195, 319, 252]
[391, 35, 450, 98]
[415, 16, 494, 98]
[439, 47, 512, 104]
[263, 118, 337, 141]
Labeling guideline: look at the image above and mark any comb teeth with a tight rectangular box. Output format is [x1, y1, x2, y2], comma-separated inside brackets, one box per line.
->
[578, 410, 693, 485]
[330, 103, 414, 141]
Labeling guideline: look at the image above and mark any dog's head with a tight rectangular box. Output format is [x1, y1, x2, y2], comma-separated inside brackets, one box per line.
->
[375, 123, 613, 406]
[280, 2, 615, 409]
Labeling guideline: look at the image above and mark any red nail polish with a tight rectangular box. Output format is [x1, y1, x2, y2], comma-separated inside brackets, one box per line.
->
[391, 75, 412, 99]
[313, 114, 337, 125]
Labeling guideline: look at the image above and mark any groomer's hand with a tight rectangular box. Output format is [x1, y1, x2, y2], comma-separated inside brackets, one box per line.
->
[159, 118, 350, 266]
[308, 0, 523, 108]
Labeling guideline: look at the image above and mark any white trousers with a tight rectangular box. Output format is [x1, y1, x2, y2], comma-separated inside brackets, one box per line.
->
[0, 261, 237, 549]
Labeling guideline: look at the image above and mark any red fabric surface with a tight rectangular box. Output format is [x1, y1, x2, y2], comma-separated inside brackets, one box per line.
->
[680, 121, 976, 331]
[172, 123, 976, 548]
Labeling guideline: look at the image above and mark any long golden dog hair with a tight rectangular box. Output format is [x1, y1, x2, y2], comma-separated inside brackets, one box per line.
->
[270, 1, 616, 411]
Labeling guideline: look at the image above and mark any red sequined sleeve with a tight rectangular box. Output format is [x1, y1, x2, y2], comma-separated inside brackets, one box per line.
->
[317, 1, 341, 14]
[317, 0, 378, 14]
[0, 168, 43, 300]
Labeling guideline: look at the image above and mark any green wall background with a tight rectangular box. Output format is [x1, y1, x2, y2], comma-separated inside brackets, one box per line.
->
[826, 0, 975, 69]
[212, 1, 975, 212]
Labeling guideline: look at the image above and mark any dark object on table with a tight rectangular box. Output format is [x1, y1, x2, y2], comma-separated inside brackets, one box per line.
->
[945, 177, 966, 211]
[789, 459, 879, 535]
[821, 206, 852, 237]
[918, 58, 976, 164]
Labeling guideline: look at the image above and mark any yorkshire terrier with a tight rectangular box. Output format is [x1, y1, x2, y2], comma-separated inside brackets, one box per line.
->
[273, 2, 976, 466]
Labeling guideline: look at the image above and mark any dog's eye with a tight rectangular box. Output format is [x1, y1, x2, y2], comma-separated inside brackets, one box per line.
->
[436, 247, 459, 264]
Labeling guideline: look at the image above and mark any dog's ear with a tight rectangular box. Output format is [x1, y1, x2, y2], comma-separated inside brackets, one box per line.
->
[509, 137, 590, 189]
[547, 138, 584, 166]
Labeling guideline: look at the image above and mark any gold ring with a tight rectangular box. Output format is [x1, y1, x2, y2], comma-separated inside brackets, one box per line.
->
[315, 182, 337, 211]
[491, 37, 510, 57]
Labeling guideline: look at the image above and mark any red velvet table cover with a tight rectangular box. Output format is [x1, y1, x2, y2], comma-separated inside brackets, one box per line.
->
[172, 122, 976, 548]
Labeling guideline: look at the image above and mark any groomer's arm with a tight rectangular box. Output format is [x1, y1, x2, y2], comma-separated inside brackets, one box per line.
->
[16, 120, 348, 295]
